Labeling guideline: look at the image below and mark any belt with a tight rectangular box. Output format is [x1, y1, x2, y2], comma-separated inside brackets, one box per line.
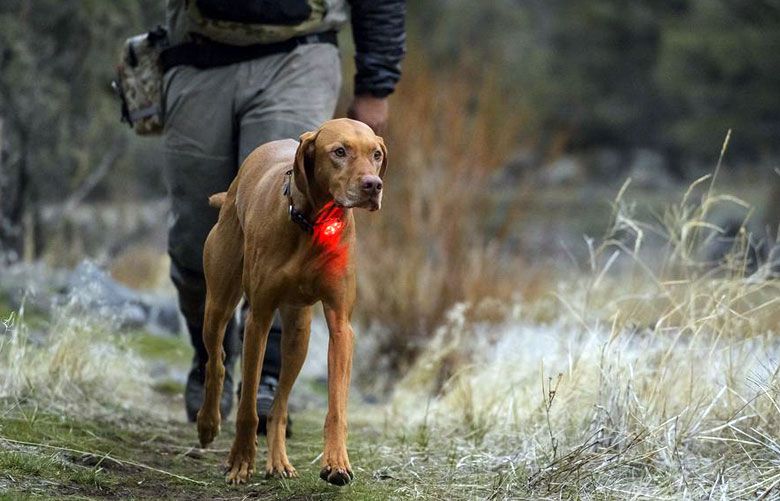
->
[160, 31, 338, 71]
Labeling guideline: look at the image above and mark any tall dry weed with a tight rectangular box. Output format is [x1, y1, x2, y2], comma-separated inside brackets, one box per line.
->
[355, 52, 533, 380]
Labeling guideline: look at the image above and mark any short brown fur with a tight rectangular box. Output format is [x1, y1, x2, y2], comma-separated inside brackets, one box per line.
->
[196, 118, 387, 486]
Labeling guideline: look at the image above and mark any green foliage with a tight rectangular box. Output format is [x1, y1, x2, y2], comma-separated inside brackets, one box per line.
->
[543, 1, 673, 149]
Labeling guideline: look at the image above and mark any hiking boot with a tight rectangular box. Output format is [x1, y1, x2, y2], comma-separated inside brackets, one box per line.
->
[185, 361, 235, 423]
[237, 374, 292, 437]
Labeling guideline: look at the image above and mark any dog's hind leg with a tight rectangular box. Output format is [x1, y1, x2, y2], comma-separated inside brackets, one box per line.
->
[226, 302, 274, 485]
[265, 304, 312, 478]
[197, 208, 244, 448]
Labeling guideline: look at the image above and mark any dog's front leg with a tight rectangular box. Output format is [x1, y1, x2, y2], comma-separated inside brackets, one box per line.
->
[225, 305, 274, 485]
[320, 303, 354, 486]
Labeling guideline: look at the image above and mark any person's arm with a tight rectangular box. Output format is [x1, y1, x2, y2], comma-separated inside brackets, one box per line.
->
[346, 0, 406, 134]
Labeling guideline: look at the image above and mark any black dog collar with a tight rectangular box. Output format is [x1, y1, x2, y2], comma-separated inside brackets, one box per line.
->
[283, 170, 314, 234]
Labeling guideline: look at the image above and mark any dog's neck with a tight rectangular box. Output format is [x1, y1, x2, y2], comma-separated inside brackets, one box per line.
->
[286, 171, 350, 234]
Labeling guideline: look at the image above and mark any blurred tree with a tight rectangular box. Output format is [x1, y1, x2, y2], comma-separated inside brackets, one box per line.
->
[1, 0, 779, 264]
[545, 1, 667, 150]
[405, 0, 552, 151]
[408, 0, 780, 170]
[0, 0, 164, 261]
[657, 0, 780, 161]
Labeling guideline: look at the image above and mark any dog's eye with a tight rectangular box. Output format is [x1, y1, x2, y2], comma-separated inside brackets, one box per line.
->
[333, 147, 347, 158]
[373, 150, 382, 161]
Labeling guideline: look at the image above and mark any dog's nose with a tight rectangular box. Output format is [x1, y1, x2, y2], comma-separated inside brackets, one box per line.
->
[361, 175, 383, 194]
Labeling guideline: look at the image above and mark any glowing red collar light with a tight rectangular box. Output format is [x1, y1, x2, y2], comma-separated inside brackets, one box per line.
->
[311, 202, 348, 276]
[312, 202, 346, 250]
[322, 220, 343, 237]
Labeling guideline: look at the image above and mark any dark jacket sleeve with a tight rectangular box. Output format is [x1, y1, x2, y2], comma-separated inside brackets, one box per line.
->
[348, 0, 406, 97]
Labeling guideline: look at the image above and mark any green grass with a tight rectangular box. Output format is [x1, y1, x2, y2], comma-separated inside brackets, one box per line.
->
[0, 295, 13, 322]
[124, 331, 192, 367]
[0, 449, 112, 490]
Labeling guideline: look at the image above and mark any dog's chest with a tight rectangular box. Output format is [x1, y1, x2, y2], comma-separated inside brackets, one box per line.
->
[275, 245, 351, 306]
[274, 269, 326, 306]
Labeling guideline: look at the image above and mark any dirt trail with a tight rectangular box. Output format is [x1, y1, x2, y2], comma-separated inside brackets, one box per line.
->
[0, 399, 408, 500]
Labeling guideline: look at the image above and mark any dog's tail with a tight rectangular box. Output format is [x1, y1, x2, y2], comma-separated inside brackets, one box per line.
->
[208, 192, 227, 209]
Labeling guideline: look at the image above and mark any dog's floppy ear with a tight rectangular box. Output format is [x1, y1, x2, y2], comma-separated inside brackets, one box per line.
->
[294, 130, 318, 207]
[377, 136, 388, 179]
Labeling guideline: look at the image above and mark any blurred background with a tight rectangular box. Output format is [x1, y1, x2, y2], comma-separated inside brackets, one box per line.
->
[1, 0, 777, 372]
[1, 2, 779, 497]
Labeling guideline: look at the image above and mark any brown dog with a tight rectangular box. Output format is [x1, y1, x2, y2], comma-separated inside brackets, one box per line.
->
[196, 118, 387, 486]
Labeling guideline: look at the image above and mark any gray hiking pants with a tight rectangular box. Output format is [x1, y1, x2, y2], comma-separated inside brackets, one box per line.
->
[162, 42, 342, 373]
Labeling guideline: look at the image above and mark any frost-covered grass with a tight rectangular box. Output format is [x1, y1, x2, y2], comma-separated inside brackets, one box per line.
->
[389, 306, 779, 498]
[388, 171, 780, 498]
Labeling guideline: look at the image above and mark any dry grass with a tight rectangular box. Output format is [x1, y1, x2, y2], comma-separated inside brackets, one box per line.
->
[0, 301, 163, 418]
[389, 155, 780, 498]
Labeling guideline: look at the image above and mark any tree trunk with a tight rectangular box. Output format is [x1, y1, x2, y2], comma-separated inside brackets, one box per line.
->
[0, 117, 22, 263]
[0, 121, 33, 264]
[20, 133, 43, 262]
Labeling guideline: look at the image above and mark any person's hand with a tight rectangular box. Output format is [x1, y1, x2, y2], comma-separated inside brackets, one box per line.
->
[347, 94, 389, 135]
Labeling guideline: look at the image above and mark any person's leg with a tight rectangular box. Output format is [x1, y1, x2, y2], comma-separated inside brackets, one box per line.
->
[234, 42, 342, 430]
[163, 64, 242, 421]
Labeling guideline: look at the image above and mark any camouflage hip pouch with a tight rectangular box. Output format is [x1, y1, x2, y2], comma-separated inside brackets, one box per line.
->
[112, 26, 168, 136]
[186, 0, 328, 46]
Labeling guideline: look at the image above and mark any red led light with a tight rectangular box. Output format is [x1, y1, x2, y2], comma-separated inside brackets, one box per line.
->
[323, 220, 343, 236]
[311, 202, 349, 277]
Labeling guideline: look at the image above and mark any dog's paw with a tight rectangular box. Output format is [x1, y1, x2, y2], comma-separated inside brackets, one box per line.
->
[196, 409, 221, 448]
[225, 447, 255, 485]
[319, 465, 354, 486]
[319, 450, 353, 486]
[226, 460, 253, 485]
[265, 459, 298, 479]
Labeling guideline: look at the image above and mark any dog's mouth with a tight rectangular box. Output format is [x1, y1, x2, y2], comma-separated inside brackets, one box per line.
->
[334, 194, 381, 212]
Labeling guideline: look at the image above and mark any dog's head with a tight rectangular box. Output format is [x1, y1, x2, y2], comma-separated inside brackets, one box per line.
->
[294, 118, 388, 211]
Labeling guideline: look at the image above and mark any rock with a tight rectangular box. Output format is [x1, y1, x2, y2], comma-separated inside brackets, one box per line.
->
[65, 260, 183, 335]
[0, 260, 183, 336]
[538, 155, 585, 186]
[0, 262, 69, 314]
[583, 148, 625, 181]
